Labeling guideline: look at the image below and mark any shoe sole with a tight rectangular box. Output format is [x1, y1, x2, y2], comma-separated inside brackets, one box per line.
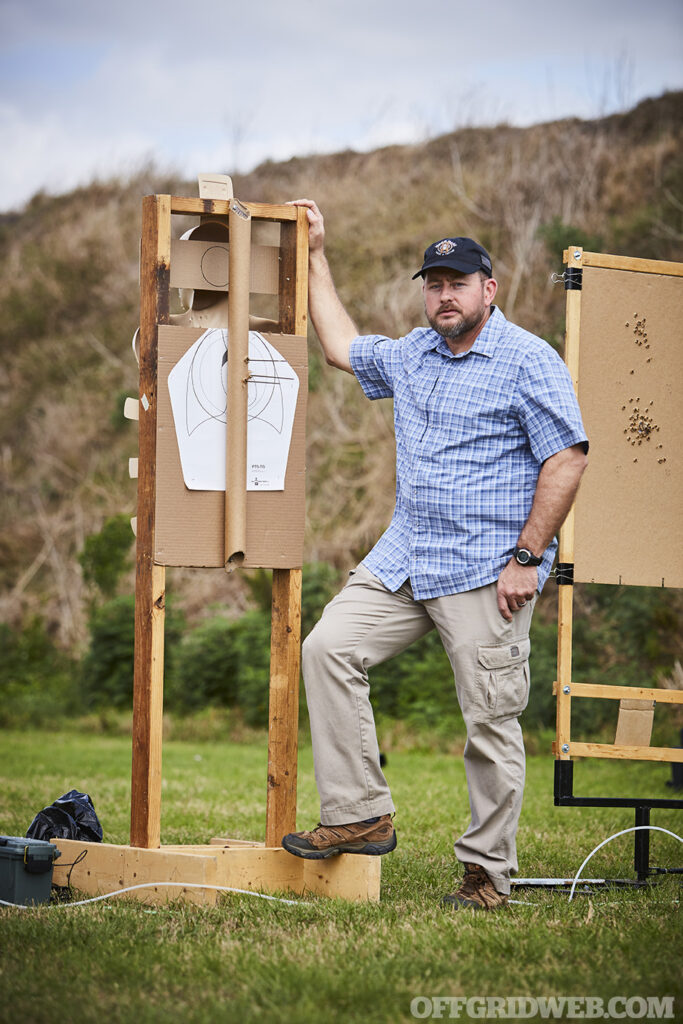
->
[281, 831, 397, 860]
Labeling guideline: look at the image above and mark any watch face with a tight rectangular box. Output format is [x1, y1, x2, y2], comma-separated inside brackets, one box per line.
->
[517, 549, 530, 564]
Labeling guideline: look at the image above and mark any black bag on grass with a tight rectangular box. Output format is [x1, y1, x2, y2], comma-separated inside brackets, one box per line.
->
[26, 789, 103, 843]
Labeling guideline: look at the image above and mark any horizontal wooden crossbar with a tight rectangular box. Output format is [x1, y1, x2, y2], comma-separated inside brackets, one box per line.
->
[170, 196, 298, 220]
[553, 681, 683, 704]
[557, 741, 683, 763]
[563, 247, 683, 277]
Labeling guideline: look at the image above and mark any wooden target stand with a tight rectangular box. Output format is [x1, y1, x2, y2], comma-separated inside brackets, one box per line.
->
[548, 247, 683, 886]
[52, 180, 381, 904]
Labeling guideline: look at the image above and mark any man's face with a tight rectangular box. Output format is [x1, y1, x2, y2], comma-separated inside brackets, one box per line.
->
[423, 268, 496, 341]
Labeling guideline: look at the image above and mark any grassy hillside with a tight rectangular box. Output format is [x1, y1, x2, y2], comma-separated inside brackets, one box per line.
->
[1, 93, 682, 655]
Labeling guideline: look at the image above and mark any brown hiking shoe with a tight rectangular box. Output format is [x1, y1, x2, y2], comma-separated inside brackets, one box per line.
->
[281, 814, 396, 859]
[442, 863, 509, 911]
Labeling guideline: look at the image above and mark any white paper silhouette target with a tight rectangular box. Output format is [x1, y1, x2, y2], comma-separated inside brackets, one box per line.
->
[168, 328, 299, 491]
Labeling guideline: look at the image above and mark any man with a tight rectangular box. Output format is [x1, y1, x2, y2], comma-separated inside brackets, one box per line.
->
[281, 199, 588, 911]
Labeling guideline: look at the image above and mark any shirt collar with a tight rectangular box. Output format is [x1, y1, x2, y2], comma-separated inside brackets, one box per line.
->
[425, 305, 506, 360]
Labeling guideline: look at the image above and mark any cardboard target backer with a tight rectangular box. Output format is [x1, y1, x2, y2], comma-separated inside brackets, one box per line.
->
[154, 325, 307, 568]
[573, 265, 682, 587]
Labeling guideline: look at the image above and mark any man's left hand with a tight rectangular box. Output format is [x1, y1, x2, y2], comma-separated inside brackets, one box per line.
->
[496, 560, 538, 621]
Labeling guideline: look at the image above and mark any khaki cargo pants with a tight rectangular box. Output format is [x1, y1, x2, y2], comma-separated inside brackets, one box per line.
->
[301, 564, 537, 895]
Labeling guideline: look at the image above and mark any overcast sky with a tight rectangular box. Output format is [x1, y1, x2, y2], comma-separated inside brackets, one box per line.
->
[1, 0, 682, 212]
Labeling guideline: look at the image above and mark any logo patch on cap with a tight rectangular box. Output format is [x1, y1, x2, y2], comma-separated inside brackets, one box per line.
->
[435, 239, 456, 255]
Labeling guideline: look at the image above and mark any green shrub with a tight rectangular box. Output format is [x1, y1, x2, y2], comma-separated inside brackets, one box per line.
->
[168, 617, 241, 711]
[170, 609, 272, 726]
[110, 389, 138, 431]
[0, 618, 79, 727]
[78, 515, 134, 598]
[301, 561, 341, 638]
[537, 216, 604, 258]
[232, 610, 274, 727]
[79, 595, 184, 709]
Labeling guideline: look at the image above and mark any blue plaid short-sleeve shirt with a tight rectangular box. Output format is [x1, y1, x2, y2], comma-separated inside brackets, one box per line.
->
[349, 306, 588, 600]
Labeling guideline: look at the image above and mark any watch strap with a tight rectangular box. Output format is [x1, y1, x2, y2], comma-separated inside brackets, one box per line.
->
[513, 545, 543, 567]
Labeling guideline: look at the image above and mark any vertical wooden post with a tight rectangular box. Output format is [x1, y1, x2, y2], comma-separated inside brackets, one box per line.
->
[131, 195, 171, 848]
[555, 553, 574, 759]
[555, 247, 583, 760]
[278, 207, 309, 338]
[265, 207, 309, 845]
[266, 568, 303, 845]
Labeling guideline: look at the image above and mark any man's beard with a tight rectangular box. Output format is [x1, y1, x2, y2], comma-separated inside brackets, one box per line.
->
[427, 303, 486, 340]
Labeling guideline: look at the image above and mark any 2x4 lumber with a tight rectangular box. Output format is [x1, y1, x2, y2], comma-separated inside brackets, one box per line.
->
[555, 252, 582, 760]
[262, 205, 308, 843]
[278, 207, 309, 335]
[265, 568, 303, 847]
[206, 847, 381, 902]
[567, 742, 683, 763]
[51, 839, 218, 906]
[293, 205, 310, 334]
[563, 247, 683, 278]
[209, 838, 265, 847]
[555, 573, 575, 760]
[50, 840, 381, 903]
[559, 681, 683, 704]
[170, 196, 297, 220]
[131, 194, 170, 849]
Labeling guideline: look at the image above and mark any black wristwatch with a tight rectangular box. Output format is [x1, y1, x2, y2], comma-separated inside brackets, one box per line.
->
[512, 546, 543, 567]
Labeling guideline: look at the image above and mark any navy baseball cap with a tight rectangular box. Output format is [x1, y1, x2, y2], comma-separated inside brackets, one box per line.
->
[412, 237, 493, 279]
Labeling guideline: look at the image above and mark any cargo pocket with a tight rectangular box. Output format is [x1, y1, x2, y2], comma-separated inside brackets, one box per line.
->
[473, 637, 531, 722]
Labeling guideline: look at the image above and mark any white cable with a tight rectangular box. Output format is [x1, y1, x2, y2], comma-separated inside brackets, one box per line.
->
[4, 828, 680, 911]
[568, 825, 683, 902]
[0, 881, 312, 910]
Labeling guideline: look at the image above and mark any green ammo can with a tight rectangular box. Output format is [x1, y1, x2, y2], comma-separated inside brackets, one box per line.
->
[0, 835, 62, 906]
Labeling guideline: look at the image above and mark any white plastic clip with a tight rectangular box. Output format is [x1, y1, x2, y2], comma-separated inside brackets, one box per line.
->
[123, 398, 139, 421]
[128, 458, 138, 479]
[130, 517, 137, 537]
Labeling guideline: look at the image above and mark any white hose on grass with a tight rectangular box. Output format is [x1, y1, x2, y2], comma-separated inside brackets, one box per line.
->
[568, 825, 682, 901]
[0, 880, 312, 909]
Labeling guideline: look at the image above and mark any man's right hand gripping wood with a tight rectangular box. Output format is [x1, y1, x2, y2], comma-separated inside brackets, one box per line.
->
[287, 199, 357, 373]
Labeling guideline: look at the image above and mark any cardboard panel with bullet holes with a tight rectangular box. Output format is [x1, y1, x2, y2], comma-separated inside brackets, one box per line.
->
[573, 264, 682, 587]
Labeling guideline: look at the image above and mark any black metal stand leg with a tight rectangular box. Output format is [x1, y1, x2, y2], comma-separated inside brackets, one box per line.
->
[634, 806, 651, 882]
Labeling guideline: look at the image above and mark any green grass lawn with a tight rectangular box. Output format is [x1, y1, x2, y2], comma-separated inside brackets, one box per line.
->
[0, 729, 681, 1024]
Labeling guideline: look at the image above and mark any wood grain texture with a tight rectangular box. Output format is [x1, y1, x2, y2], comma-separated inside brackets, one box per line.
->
[50, 839, 382, 903]
[170, 196, 297, 220]
[562, 681, 683, 704]
[131, 195, 170, 849]
[564, 247, 683, 277]
[567, 741, 683, 763]
[265, 568, 302, 846]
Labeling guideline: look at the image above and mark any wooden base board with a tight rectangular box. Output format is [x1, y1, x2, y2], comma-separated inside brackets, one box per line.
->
[51, 839, 382, 905]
